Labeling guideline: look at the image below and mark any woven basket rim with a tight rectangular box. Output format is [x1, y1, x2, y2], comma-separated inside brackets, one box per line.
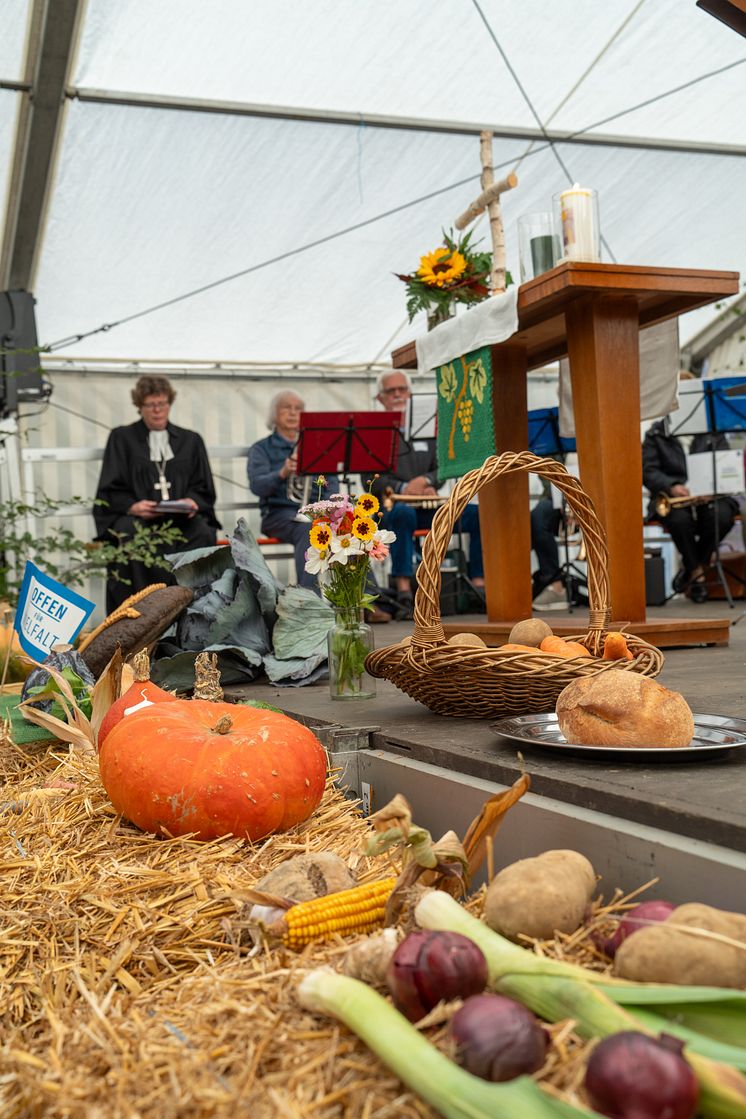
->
[367, 451, 665, 714]
[411, 451, 615, 647]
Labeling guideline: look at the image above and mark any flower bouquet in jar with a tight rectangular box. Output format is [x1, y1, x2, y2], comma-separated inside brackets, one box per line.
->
[395, 227, 496, 327]
[300, 482, 395, 700]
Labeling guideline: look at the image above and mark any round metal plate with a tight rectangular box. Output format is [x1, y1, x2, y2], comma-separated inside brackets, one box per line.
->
[490, 712, 746, 761]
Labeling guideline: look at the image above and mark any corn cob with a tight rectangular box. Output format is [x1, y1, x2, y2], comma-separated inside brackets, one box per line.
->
[281, 877, 396, 948]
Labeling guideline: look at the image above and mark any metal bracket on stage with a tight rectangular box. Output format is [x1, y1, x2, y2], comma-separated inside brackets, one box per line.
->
[319, 724, 382, 754]
[314, 723, 382, 808]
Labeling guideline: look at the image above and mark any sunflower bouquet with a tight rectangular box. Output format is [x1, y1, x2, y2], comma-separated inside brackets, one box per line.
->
[396, 228, 495, 324]
[300, 483, 395, 697]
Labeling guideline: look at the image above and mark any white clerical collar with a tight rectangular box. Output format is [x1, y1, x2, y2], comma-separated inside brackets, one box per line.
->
[148, 428, 173, 463]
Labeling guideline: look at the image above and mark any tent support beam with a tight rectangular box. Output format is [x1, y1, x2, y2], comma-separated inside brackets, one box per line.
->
[66, 87, 746, 160]
[0, 0, 84, 292]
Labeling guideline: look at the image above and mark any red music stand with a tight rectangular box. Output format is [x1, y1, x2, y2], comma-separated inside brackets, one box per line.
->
[297, 411, 400, 480]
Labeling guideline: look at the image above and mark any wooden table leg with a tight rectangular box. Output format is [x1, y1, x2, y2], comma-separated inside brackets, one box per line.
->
[565, 295, 647, 624]
[481, 344, 532, 622]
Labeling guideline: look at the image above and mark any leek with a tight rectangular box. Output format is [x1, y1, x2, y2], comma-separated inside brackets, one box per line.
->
[629, 1007, 746, 1071]
[298, 967, 600, 1119]
[415, 891, 746, 1119]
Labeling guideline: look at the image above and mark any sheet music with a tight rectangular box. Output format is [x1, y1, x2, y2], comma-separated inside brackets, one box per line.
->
[686, 450, 745, 497]
[409, 393, 437, 439]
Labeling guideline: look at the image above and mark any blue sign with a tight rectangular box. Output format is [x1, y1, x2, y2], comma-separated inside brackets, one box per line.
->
[14, 562, 95, 663]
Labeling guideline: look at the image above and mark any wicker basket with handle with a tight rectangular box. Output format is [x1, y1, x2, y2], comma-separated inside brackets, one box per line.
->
[365, 451, 663, 718]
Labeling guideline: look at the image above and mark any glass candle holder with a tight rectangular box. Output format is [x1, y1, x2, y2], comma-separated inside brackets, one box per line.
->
[553, 185, 600, 263]
[517, 212, 561, 282]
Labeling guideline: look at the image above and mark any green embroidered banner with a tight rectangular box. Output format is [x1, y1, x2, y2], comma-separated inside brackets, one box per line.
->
[436, 345, 496, 480]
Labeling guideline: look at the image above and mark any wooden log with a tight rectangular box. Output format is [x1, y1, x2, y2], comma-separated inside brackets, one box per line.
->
[454, 171, 518, 231]
[481, 132, 507, 294]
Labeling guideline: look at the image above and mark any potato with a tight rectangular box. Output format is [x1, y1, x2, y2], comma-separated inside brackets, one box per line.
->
[614, 902, 746, 988]
[483, 849, 596, 941]
[448, 632, 487, 647]
[507, 618, 553, 647]
[255, 853, 356, 903]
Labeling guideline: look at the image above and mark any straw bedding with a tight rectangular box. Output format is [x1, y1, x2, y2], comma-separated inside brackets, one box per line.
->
[0, 729, 626, 1118]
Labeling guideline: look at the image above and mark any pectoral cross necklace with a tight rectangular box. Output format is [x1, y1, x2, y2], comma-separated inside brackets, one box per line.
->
[154, 456, 171, 501]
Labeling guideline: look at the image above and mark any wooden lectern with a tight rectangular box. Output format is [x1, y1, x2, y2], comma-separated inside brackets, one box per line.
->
[393, 262, 740, 648]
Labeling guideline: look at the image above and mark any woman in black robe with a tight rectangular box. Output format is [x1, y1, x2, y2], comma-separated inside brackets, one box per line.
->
[94, 375, 220, 612]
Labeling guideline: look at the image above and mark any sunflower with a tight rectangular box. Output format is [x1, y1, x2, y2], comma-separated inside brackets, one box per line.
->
[417, 247, 467, 288]
[354, 493, 380, 517]
[351, 515, 376, 542]
[309, 523, 333, 550]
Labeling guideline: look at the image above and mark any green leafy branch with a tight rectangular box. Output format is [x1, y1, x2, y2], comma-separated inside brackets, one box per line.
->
[0, 495, 185, 606]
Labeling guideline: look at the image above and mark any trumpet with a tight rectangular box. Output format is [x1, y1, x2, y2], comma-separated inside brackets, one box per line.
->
[286, 472, 312, 505]
[654, 492, 714, 517]
[382, 486, 449, 511]
[284, 442, 312, 505]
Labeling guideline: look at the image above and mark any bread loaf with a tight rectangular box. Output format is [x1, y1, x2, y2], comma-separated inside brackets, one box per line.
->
[556, 670, 694, 748]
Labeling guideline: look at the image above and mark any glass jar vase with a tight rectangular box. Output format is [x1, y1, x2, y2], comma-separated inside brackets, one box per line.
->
[426, 303, 455, 331]
[327, 607, 376, 700]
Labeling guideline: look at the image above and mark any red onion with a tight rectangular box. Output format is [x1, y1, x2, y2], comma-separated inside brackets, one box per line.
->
[584, 1031, 699, 1119]
[601, 900, 676, 958]
[449, 993, 549, 1082]
[386, 930, 488, 1022]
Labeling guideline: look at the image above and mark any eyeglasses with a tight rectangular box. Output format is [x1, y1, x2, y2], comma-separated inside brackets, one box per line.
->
[141, 400, 170, 411]
[381, 386, 410, 396]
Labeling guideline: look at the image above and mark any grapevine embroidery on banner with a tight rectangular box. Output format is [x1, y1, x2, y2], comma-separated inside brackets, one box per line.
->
[436, 348, 495, 478]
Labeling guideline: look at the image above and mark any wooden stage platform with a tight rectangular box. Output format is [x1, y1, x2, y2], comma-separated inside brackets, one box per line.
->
[227, 597, 746, 909]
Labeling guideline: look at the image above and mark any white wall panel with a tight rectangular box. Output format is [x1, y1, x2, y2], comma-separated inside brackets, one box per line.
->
[16, 370, 377, 619]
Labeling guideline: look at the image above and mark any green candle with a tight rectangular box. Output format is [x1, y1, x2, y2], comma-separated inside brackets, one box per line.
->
[530, 235, 558, 276]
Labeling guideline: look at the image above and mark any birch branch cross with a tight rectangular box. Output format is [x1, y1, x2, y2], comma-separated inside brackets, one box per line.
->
[455, 131, 517, 295]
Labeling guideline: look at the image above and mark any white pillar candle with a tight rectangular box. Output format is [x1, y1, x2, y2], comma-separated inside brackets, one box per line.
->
[557, 185, 599, 262]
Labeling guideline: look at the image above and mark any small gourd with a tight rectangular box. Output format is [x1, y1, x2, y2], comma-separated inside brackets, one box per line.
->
[97, 650, 176, 748]
[603, 632, 634, 661]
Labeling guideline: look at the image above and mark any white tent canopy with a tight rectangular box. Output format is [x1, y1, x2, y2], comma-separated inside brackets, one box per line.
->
[0, 0, 745, 366]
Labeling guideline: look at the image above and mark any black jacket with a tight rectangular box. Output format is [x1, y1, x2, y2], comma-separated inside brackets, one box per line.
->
[94, 420, 220, 538]
[370, 431, 438, 499]
[641, 421, 735, 519]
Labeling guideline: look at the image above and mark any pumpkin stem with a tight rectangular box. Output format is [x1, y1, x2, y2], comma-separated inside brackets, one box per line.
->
[193, 651, 224, 702]
[132, 649, 151, 682]
[212, 714, 232, 735]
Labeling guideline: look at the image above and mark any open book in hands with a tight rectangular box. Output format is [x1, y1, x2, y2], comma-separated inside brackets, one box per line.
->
[153, 499, 195, 515]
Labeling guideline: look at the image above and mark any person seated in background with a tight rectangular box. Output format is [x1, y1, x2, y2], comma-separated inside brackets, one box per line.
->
[370, 370, 484, 611]
[530, 496, 566, 610]
[642, 416, 738, 603]
[94, 375, 220, 613]
[248, 390, 331, 591]
[247, 391, 390, 620]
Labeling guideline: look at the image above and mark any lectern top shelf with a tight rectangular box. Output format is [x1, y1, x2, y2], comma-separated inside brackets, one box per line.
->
[392, 261, 740, 371]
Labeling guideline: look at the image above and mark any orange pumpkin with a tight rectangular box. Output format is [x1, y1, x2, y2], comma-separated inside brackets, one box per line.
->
[98, 700, 328, 842]
[98, 680, 177, 747]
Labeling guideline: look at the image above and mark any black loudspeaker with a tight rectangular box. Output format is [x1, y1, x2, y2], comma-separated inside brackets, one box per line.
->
[0, 290, 45, 414]
[645, 548, 667, 606]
